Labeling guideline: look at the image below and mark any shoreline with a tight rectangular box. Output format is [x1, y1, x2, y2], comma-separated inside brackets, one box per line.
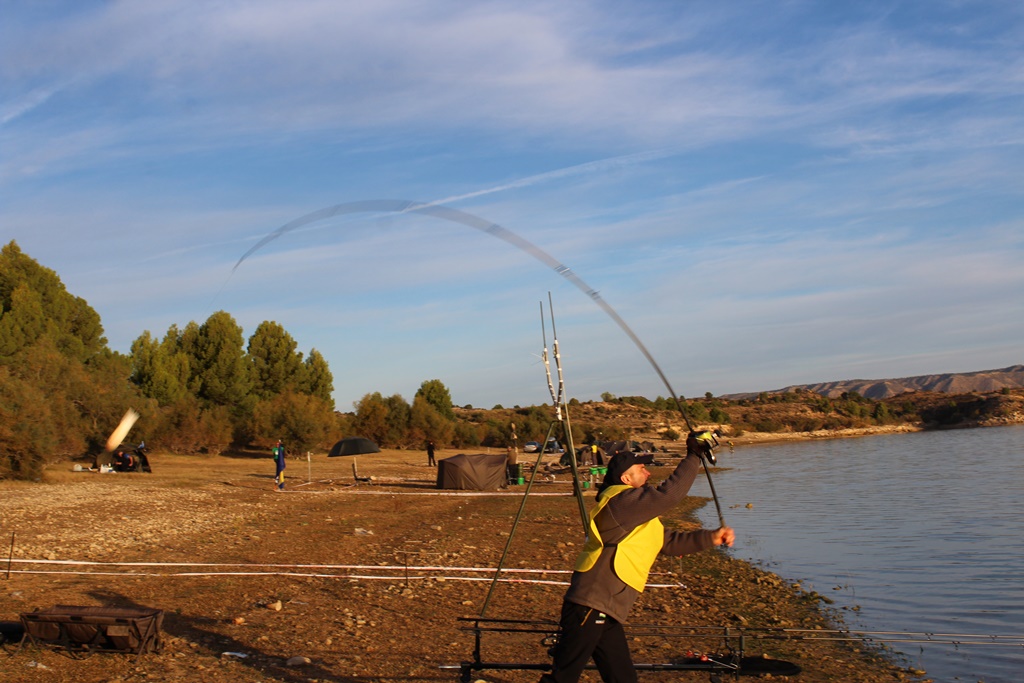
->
[723, 417, 1023, 447]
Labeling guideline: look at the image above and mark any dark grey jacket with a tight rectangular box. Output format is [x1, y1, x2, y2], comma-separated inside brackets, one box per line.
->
[563, 453, 715, 623]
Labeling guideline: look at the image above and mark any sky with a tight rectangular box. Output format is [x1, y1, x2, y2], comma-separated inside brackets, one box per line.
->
[2, 1, 1022, 411]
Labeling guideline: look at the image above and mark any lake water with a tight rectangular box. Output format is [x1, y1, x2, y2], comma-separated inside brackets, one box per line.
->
[690, 425, 1024, 683]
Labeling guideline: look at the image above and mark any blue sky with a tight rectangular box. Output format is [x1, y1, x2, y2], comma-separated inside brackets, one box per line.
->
[3, 1, 1022, 410]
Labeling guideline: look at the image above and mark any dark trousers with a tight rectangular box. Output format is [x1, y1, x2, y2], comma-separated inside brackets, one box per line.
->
[540, 600, 636, 683]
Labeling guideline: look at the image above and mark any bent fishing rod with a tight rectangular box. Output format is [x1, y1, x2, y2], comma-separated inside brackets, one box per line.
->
[230, 199, 727, 526]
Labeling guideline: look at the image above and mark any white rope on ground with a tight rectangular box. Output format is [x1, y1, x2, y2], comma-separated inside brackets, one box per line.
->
[6, 569, 688, 589]
[5, 559, 686, 588]
[225, 479, 577, 495]
[331, 490, 572, 496]
[7, 559, 679, 576]
[8, 559, 572, 572]
[254, 486, 574, 496]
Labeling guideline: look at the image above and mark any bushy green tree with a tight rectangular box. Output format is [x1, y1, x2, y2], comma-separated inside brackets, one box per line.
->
[0, 243, 149, 478]
[353, 392, 389, 445]
[409, 394, 454, 447]
[709, 406, 731, 424]
[452, 420, 482, 448]
[688, 401, 711, 422]
[415, 379, 455, 420]
[0, 283, 47, 359]
[0, 243, 349, 467]
[150, 396, 233, 454]
[0, 366, 53, 479]
[181, 311, 253, 410]
[0, 241, 106, 362]
[383, 394, 412, 447]
[301, 348, 334, 408]
[248, 321, 303, 399]
[513, 405, 557, 442]
[130, 330, 190, 406]
[250, 390, 338, 452]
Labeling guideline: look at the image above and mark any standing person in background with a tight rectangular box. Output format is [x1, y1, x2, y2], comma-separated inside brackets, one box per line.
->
[273, 440, 286, 490]
[539, 449, 734, 683]
[427, 440, 436, 467]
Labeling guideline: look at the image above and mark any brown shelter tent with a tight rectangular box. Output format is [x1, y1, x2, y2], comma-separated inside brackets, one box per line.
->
[436, 453, 508, 491]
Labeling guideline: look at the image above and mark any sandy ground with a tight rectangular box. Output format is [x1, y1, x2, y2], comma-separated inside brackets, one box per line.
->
[0, 449, 929, 683]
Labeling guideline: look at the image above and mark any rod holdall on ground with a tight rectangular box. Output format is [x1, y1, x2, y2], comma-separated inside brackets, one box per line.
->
[19, 605, 163, 658]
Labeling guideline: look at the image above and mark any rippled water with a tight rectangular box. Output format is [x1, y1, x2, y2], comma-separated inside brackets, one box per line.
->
[691, 425, 1024, 683]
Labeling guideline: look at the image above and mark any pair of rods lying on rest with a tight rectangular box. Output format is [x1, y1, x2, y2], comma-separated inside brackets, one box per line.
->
[457, 617, 1024, 648]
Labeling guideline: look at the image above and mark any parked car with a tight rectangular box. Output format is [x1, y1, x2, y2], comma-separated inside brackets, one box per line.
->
[544, 438, 564, 453]
[523, 441, 541, 453]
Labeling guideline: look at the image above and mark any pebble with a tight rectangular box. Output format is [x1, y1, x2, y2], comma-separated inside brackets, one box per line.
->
[267, 600, 283, 611]
[286, 656, 311, 667]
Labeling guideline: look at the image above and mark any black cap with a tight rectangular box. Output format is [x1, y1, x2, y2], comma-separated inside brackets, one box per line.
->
[602, 451, 654, 488]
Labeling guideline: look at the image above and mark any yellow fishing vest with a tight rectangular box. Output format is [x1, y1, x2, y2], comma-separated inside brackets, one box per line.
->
[574, 485, 665, 592]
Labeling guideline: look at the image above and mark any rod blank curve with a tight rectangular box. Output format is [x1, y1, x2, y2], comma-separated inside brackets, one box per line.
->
[233, 200, 723, 525]
[232, 199, 688, 427]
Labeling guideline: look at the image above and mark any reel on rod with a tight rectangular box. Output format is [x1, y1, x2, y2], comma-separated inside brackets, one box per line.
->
[687, 428, 723, 465]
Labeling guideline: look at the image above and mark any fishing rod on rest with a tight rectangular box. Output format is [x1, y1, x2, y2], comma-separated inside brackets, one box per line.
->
[541, 293, 587, 533]
[734, 626, 1024, 648]
[480, 296, 586, 617]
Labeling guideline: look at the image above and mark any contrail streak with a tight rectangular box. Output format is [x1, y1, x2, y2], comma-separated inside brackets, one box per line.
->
[424, 149, 674, 207]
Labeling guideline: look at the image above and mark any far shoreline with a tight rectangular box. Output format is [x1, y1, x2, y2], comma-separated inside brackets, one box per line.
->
[721, 416, 1023, 448]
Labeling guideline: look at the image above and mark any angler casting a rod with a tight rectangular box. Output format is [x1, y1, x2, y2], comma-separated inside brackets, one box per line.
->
[541, 448, 735, 683]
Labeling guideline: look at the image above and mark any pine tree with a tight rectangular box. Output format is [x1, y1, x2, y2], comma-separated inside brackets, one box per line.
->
[183, 311, 253, 409]
[247, 321, 303, 399]
[301, 348, 334, 407]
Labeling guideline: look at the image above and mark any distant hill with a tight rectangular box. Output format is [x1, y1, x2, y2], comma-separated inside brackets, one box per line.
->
[725, 365, 1024, 400]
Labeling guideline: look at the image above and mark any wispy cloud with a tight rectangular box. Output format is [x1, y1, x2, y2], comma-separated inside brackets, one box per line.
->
[3, 1, 1022, 407]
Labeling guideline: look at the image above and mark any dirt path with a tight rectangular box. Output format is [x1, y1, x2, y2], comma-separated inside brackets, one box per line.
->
[0, 451, 927, 682]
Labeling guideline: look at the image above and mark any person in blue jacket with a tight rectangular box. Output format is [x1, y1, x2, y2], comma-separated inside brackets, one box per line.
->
[273, 440, 286, 490]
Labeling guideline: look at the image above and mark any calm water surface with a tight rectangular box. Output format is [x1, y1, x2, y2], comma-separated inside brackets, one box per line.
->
[691, 425, 1024, 683]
